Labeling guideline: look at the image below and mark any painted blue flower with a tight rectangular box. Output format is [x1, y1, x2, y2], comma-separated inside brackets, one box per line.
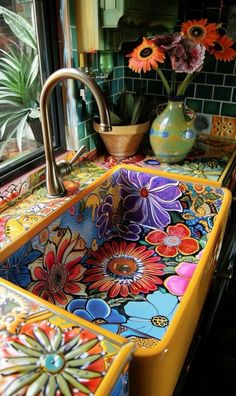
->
[116, 168, 183, 228]
[117, 223, 141, 241]
[0, 242, 42, 287]
[67, 298, 126, 334]
[123, 290, 179, 340]
[95, 195, 114, 238]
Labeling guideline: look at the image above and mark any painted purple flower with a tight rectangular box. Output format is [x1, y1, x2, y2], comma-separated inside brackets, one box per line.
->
[117, 223, 141, 241]
[152, 32, 182, 50]
[171, 38, 205, 73]
[116, 169, 183, 228]
[95, 195, 113, 238]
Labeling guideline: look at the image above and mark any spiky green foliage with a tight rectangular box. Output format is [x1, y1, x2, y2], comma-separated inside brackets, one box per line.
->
[110, 89, 147, 126]
[0, 6, 40, 156]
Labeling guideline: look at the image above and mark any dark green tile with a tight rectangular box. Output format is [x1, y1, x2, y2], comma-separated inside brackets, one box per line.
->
[217, 61, 235, 74]
[114, 67, 123, 79]
[214, 86, 232, 101]
[232, 88, 236, 103]
[124, 78, 133, 91]
[140, 69, 157, 80]
[206, 73, 224, 85]
[203, 101, 220, 114]
[77, 123, 85, 140]
[111, 79, 118, 95]
[147, 80, 163, 95]
[186, 99, 202, 113]
[79, 137, 90, 152]
[69, 0, 76, 26]
[118, 51, 125, 67]
[193, 73, 205, 83]
[89, 133, 99, 150]
[71, 49, 78, 68]
[70, 27, 77, 50]
[184, 83, 195, 97]
[119, 79, 125, 91]
[85, 119, 94, 136]
[160, 69, 172, 82]
[134, 79, 147, 93]
[202, 56, 216, 72]
[124, 66, 138, 78]
[221, 103, 236, 117]
[196, 84, 213, 99]
[225, 76, 236, 87]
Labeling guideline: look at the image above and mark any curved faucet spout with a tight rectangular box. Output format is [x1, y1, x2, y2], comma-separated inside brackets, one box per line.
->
[40, 67, 112, 198]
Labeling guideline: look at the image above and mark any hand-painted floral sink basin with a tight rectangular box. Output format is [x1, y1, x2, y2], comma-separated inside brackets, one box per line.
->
[0, 164, 231, 396]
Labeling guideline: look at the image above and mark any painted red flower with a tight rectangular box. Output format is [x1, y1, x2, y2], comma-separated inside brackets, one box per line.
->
[145, 223, 199, 257]
[29, 228, 86, 306]
[83, 240, 165, 298]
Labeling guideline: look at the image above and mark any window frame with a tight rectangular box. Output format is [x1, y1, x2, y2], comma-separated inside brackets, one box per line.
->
[0, 0, 66, 186]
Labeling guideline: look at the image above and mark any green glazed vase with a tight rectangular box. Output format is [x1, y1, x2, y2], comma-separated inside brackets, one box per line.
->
[150, 96, 196, 163]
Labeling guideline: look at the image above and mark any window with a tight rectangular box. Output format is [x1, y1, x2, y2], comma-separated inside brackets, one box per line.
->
[0, 0, 65, 185]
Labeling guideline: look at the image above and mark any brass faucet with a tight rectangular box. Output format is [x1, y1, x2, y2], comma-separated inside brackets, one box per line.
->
[40, 67, 111, 198]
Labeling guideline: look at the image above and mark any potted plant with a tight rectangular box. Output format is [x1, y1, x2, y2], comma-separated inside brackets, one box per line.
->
[0, 6, 41, 161]
[93, 89, 150, 159]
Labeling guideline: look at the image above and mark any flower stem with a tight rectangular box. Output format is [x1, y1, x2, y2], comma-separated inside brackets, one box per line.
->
[176, 72, 197, 96]
[157, 68, 171, 95]
[171, 70, 176, 95]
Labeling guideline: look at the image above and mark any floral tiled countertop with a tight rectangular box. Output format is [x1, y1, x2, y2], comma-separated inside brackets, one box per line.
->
[95, 134, 236, 186]
[0, 134, 235, 261]
[0, 278, 134, 396]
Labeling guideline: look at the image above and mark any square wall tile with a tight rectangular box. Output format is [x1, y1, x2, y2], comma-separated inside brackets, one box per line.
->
[221, 103, 236, 117]
[214, 86, 232, 101]
[203, 101, 220, 114]
[186, 99, 203, 113]
[217, 61, 235, 74]
[196, 84, 213, 99]
[225, 76, 236, 87]
[206, 73, 224, 85]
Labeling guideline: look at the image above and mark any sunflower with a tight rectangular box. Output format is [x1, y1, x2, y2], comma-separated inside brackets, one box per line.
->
[210, 34, 236, 61]
[126, 37, 165, 73]
[181, 18, 218, 49]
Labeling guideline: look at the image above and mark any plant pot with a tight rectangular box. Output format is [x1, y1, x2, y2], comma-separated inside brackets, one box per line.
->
[93, 120, 150, 159]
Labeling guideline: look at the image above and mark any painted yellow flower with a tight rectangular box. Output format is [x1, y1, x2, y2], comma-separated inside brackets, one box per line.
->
[126, 37, 165, 73]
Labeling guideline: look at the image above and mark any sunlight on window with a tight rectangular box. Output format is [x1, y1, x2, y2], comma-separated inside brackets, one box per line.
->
[0, 1, 43, 170]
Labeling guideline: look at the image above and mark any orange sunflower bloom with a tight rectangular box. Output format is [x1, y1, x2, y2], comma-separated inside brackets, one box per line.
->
[210, 34, 236, 61]
[181, 18, 218, 49]
[126, 37, 165, 73]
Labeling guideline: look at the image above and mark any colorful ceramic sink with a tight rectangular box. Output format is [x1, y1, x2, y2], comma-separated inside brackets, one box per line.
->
[0, 164, 232, 396]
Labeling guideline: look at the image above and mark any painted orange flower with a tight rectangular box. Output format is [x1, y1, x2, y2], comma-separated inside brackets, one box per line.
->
[83, 240, 165, 298]
[210, 34, 236, 61]
[126, 37, 165, 73]
[181, 18, 218, 49]
[145, 223, 199, 257]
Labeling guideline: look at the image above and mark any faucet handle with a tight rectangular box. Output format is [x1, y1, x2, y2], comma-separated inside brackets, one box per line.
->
[69, 145, 87, 166]
[57, 145, 87, 177]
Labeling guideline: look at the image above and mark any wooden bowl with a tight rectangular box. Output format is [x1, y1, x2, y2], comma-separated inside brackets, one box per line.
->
[93, 120, 150, 159]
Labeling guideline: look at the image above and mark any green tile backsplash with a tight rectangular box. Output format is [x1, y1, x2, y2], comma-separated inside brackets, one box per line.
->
[69, 0, 236, 152]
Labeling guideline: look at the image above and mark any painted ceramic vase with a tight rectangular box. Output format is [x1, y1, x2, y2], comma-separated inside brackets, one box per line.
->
[150, 96, 196, 163]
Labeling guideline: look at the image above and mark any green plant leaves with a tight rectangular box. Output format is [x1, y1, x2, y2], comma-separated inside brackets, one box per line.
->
[0, 6, 40, 153]
[0, 6, 37, 50]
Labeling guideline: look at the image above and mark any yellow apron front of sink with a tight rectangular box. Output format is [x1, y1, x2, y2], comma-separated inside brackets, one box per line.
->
[0, 164, 232, 396]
